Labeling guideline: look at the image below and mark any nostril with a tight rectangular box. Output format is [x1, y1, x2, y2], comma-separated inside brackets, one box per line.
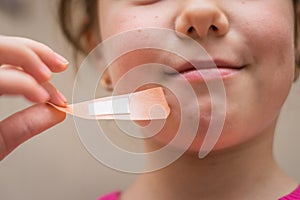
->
[210, 25, 218, 31]
[188, 26, 195, 33]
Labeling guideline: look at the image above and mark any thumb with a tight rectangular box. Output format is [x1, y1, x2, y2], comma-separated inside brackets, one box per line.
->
[0, 103, 66, 161]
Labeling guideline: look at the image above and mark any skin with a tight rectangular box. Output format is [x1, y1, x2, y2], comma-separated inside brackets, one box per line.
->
[0, 36, 68, 161]
[98, 0, 299, 199]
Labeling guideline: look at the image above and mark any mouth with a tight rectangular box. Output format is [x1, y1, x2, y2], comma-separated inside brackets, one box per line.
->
[164, 59, 245, 82]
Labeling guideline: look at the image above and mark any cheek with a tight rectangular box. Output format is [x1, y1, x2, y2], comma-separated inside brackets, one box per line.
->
[99, 1, 138, 39]
[232, 1, 295, 61]
[99, 9, 165, 40]
[98, 9, 170, 85]
[100, 14, 137, 38]
[236, 3, 295, 92]
[107, 50, 163, 88]
[251, 16, 295, 93]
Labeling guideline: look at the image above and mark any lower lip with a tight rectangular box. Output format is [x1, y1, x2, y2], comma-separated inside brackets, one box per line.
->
[170, 68, 242, 82]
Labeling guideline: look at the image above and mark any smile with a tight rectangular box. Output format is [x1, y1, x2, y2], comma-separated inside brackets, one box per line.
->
[164, 59, 245, 82]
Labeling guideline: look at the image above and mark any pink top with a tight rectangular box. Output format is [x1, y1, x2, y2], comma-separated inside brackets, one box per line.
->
[97, 191, 120, 200]
[98, 185, 300, 200]
[279, 185, 300, 200]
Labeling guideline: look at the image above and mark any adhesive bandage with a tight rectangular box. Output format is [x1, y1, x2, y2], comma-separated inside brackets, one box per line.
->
[48, 87, 170, 120]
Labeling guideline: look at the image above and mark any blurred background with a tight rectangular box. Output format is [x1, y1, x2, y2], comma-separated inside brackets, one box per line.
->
[0, 1, 299, 200]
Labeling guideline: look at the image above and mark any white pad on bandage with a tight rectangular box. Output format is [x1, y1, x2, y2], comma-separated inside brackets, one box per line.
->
[88, 97, 130, 116]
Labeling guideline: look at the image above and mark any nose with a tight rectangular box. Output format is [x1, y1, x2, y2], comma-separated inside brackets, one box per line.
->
[175, 1, 229, 39]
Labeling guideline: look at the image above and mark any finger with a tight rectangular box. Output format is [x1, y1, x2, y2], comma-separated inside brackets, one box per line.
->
[0, 38, 52, 83]
[0, 68, 49, 102]
[21, 38, 69, 73]
[0, 104, 66, 161]
[0, 67, 68, 106]
[42, 82, 67, 107]
[0, 36, 69, 82]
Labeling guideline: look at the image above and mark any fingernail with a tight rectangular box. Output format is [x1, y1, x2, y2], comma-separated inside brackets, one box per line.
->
[57, 90, 68, 103]
[55, 53, 69, 65]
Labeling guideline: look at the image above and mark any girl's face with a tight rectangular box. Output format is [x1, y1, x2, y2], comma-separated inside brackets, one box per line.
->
[98, 0, 296, 152]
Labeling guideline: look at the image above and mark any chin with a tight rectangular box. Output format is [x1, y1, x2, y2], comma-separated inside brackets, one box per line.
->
[144, 114, 261, 157]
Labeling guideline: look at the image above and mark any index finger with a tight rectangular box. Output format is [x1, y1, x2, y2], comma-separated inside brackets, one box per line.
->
[21, 37, 69, 73]
[0, 36, 69, 83]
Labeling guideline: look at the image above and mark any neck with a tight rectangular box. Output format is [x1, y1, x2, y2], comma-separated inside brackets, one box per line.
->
[121, 120, 297, 200]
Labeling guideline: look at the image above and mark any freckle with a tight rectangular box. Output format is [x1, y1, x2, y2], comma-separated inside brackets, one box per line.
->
[138, 29, 141, 33]
[155, 16, 158, 19]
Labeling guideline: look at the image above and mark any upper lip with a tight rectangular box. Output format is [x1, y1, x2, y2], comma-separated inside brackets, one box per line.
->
[164, 59, 245, 75]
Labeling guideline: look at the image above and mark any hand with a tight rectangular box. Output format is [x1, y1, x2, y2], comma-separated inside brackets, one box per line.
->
[0, 36, 68, 161]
